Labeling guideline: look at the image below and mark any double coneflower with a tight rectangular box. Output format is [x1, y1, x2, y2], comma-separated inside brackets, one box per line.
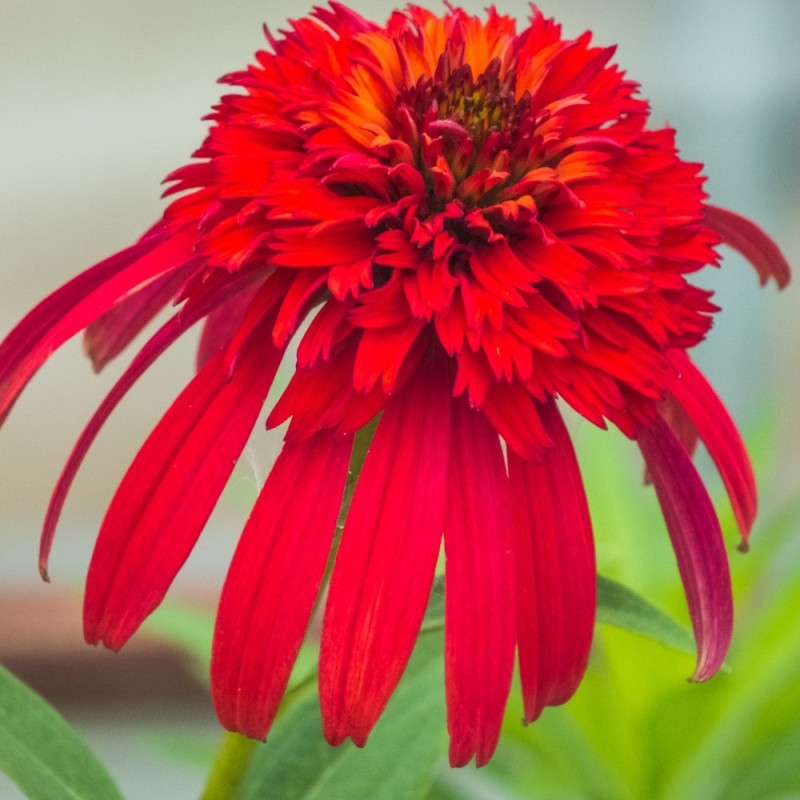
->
[0, 3, 790, 767]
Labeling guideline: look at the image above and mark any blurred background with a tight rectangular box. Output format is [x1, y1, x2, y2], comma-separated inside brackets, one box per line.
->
[1, 1, 798, 798]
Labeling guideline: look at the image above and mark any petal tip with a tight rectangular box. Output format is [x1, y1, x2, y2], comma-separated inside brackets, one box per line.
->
[705, 205, 792, 289]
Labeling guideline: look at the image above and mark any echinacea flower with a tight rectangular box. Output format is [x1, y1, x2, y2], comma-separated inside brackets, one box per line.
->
[0, 3, 791, 767]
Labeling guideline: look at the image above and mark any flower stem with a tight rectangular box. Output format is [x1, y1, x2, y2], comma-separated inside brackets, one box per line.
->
[323, 415, 379, 586]
[200, 732, 257, 800]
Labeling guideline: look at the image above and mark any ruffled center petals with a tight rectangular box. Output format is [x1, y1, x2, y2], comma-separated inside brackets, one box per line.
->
[319, 350, 451, 747]
[444, 398, 515, 767]
[508, 399, 596, 724]
[83, 312, 284, 650]
[212, 432, 353, 739]
[637, 416, 733, 681]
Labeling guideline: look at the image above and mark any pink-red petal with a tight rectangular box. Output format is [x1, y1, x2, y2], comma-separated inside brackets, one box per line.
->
[508, 400, 596, 724]
[638, 415, 733, 681]
[705, 205, 791, 289]
[212, 432, 352, 739]
[444, 398, 515, 767]
[319, 351, 451, 747]
[667, 350, 757, 546]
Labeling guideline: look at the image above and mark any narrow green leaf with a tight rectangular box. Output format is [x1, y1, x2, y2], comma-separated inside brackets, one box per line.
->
[0, 665, 123, 800]
[241, 634, 447, 800]
[596, 574, 697, 657]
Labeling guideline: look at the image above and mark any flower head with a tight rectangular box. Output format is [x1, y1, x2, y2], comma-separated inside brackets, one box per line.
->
[0, 3, 790, 767]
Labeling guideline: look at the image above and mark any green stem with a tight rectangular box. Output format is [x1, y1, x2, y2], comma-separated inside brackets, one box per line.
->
[200, 732, 257, 800]
[322, 416, 379, 587]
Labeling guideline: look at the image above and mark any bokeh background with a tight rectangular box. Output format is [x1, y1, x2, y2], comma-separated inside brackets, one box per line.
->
[1, 2, 798, 798]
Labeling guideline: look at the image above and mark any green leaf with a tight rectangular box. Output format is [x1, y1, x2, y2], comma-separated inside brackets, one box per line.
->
[596, 574, 697, 658]
[0, 665, 123, 800]
[240, 634, 447, 800]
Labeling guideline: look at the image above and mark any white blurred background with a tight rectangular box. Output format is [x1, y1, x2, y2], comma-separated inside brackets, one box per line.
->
[1, 2, 798, 797]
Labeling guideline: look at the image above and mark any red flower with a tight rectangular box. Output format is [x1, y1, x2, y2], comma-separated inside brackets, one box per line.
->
[0, 4, 790, 766]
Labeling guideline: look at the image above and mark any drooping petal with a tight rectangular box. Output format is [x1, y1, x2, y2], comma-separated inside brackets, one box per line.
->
[444, 398, 515, 767]
[38, 272, 262, 579]
[638, 415, 733, 681]
[195, 284, 261, 371]
[667, 350, 757, 547]
[319, 350, 451, 747]
[83, 264, 198, 372]
[0, 227, 194, 425]
[705, 205, 791, 289]
[212, 431, 352, 739]
[658, 393, 700, 460]
[84, 312, 283, 650]
[508, 399, 596, 724]
[41, 315, 186, 581]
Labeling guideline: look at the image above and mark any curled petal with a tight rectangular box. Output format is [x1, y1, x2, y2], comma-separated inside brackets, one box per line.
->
[212, 432, 352, 739]
[667, 350, 757, 547]
[508, 399, 596, 723]
[84, 312, 283, 650]
[638, 416, 733, 681]
[319, 351, 451, 747]
[705, 205, 791, 289]
[444, 398, 515, 767]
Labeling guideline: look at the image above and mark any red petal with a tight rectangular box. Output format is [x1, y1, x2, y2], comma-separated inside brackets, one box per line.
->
[0, 227, 194, 425]
[353, 320, 425, 393]
[41, 316, 185, 581]
[482, 381, 552, 459]
[268, 336, 385, 442]
[84, 264, 197, 372]
[508, 400, 596, 723]
[658, 393, 700, 460]
[211, 432, 352, 739]
[705, 205, 791, 289]
[196, 285, 261, 370]
[638, 416, 733, 681]
[444, 398, 515, 767]
[221, 271, 296, 376]
[84, 313, 283, 649]
[319, 353, 451, 747]
[667, 351, 757, 546]
[40, 272, 266, 580]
